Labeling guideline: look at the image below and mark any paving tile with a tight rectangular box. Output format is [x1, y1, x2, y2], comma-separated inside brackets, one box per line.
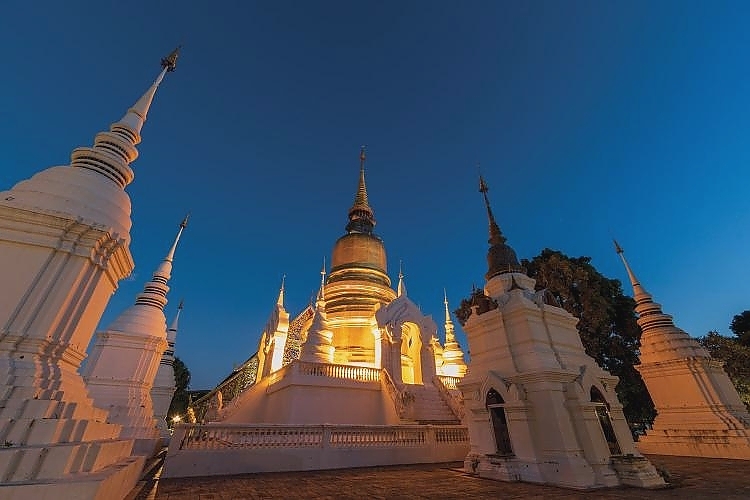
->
[134, 455, 750, 500]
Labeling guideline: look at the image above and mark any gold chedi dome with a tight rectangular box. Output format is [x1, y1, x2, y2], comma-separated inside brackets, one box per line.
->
[325, 148, 394, 314]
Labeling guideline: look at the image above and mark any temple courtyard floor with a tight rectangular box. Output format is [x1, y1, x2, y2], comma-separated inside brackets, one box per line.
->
[127, 454, 749, 500]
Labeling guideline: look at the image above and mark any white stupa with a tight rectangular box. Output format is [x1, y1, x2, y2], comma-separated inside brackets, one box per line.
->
[615, 241, 750, 458]
[0, 48, 179, 499]
[83, 216, 187, 456]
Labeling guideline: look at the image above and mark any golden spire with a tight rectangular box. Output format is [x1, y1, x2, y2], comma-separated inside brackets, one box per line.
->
[355, 146, 369, 207]
[346, 146, 376, 234]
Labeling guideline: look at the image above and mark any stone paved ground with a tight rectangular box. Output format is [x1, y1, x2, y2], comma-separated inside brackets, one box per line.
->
[132, 455, 750, 500]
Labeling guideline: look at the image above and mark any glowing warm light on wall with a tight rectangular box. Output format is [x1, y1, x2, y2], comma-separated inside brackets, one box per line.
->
[172, 415, 182, 423]
[441, 365, 462, 378]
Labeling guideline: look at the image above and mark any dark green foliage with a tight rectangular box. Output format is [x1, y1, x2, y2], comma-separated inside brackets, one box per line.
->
[167, 356, 191, 423]
[698, 331, 750, 412]
[730, 311, 750, 347]
[521, 248, 656, 424]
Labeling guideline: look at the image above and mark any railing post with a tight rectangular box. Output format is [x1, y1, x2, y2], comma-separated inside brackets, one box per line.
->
[322, 425, 331, 450]
[425, 425, 435, 448]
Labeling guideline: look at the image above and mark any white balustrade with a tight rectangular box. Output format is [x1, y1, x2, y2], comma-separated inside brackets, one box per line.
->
[437, 375, 461, 390]
[296, 361, 381, 382]
[175, 423, 468, 451]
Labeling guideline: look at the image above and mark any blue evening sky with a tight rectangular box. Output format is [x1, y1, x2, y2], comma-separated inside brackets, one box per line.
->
[2, 2, 749, 389]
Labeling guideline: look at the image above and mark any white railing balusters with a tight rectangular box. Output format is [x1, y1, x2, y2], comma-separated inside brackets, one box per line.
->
[175, 423, 467, 451]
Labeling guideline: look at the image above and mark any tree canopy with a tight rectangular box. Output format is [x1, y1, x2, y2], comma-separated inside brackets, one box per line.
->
[520, 248, 656, 424]
[168, 356, 191, 423]
[698, 331, 750, 411]
[730, 311, 750, 347]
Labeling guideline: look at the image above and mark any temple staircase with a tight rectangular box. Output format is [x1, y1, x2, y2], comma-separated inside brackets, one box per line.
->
[406, 383, 461, 424]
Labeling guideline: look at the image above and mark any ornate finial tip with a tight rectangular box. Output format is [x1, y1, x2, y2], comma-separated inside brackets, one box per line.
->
[178, 299, 184, 310]
[161, 46, 180, 72]
[180, 212, 190, 228]
[360, 145, 367, 162]
[613, 239, 624, 254]
[479, 174, 488, 193]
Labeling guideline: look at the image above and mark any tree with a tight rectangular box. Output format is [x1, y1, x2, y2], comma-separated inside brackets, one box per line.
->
[698, 331, 750, 412]
[730, 311, 750, 347]
[168, 356, 191, 423]
[521, 248, 656, 424]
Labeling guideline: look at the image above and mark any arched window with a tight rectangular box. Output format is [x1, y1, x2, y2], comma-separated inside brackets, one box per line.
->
[591, 386, 621, 455]
[486, 388, 513, 456]
[400, 323, 423, 384]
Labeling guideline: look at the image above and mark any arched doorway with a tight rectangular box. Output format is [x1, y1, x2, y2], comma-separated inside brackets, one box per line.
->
[486, 388, 513, 456]
[591, 386, 621, 455]
[400, 323, 423, 384]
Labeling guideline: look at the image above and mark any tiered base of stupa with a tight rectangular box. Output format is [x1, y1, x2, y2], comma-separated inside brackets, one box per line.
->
[636, 413, 750, 459]
[0, 384, 145, 500]
[635, 357, 750, 459]
[162, 360, 469, 478]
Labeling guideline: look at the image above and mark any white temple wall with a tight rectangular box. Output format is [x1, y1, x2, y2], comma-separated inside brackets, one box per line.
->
[221, 365, 400, 425]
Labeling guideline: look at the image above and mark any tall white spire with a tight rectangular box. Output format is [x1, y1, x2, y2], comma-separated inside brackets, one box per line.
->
[83, 216, 188, 452]
[70, 47, 179, 189]
[167, 299, 184, 344]
[135, 215, 188, 310]
[301, 261, 335, 364]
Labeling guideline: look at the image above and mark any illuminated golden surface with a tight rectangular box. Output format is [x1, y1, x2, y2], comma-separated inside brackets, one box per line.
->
[330, 233, 388, 277]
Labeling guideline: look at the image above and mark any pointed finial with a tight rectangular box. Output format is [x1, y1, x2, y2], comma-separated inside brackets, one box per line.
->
[116, 48, 181, 137]
[478, 173, 503, 244]
[613, 239, 650, 300]
[346, 146, 376, 234]
[164, 215, 188, 263]
[167, 298, 183, 339]
[478, 172, 523, 279]
[397, 260, 407, 297]
[317, 258, 327, 301]
[178, 298, 184, 310]
[443, 288, 452, 323]
[613, 239, 624, 254]
[277, 275, 286, 307]
[161, 46, 181, 72]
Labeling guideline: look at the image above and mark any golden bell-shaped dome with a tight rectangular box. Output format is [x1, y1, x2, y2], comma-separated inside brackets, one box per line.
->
[329, 232, 388, 282]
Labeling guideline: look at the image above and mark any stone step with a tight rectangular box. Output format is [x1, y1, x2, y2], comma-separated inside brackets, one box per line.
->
[0, 454, 145, 500]
[1, 417, 121, 446]
[406, 385, 458, 422]
[0, 395, 110, 423]
[0, 439, 135, 482]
